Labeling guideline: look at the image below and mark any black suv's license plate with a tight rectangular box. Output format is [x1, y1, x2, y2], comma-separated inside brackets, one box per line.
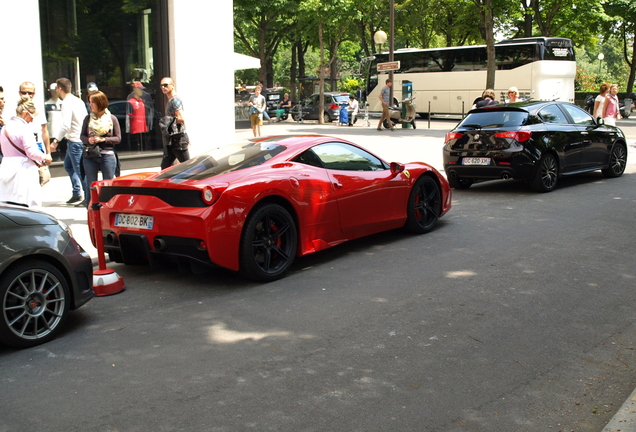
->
[462, 157, 491, 165]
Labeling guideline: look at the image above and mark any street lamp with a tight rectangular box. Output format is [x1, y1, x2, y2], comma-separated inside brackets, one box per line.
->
[374, 30, 387, 53]
[598, 53, 604, 75]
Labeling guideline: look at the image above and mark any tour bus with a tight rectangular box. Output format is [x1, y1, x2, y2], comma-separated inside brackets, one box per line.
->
[365, 37, 576, 116]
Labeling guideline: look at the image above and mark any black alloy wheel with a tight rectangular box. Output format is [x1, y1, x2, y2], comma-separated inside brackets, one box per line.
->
[602, 143, 627, 178]
[530, 153, 559, 192]
[0, 259, 70, 348]
[240, 203, 298, 282]
[448, 175, 473, 190]
[404, 176, 442, 234]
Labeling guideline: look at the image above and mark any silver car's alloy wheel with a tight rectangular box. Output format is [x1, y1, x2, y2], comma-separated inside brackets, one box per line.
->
[1, 260, 69, 348]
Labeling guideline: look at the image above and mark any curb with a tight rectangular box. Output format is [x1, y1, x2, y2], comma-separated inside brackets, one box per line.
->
[603, 387, 636, 432]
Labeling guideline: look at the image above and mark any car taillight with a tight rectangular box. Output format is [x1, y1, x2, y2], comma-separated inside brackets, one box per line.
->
[329, 104, 338, 110]
[494, 131, 532, 142]
[201, 184, 229, 205]
[445, 132, 463, 143]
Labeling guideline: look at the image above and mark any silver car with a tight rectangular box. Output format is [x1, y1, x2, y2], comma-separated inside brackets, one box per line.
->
[0, 204, 94, 348]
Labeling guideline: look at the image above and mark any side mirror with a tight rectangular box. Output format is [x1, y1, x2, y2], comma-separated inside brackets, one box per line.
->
[390, 162, 405, 175]
[596, 117, 605, 125]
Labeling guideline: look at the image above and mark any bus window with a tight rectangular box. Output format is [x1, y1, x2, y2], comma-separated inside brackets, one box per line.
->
[401, 52, 426, 73]
[496, 44, 537, 70]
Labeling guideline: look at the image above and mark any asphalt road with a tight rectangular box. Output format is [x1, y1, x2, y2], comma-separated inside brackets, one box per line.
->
[1, 119, 635, 431]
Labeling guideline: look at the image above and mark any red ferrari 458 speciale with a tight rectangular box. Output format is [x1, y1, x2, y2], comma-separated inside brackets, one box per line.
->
[88, 135, 451, 281]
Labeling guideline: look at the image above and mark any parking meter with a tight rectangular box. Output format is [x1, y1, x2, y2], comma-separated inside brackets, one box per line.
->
[402, 80, 412, 128]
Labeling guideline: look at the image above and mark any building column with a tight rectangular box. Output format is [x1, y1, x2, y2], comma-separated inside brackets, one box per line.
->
[2, 0, 46, 112]
[167, 0, 236, 156]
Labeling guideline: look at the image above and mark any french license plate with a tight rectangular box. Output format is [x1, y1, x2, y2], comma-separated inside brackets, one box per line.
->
[114, 213, 154, 230]
[462, 157, 491, 166]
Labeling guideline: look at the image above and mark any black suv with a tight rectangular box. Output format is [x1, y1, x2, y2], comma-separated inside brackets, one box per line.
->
[443, 101, 628, 192]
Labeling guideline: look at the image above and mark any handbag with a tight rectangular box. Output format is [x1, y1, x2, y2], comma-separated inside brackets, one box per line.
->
[84, 144, 101, 158]
[2, 128, 50, 186]
[38, 165, 51, 186]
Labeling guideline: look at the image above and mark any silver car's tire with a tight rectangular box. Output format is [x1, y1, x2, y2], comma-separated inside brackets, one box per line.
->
[0, 259, 70, 348]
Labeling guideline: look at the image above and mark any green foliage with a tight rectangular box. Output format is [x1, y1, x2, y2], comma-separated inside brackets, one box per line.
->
[233, 0, 636, 94]
[340, 77, 362, 94]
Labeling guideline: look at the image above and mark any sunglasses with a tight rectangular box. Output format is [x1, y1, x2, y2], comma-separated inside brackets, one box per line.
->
[20, 91, 35, 96]
[160, 83, 171, 87]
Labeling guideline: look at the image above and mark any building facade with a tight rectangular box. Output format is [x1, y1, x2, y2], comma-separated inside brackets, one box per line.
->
[2, 0, 234, 159]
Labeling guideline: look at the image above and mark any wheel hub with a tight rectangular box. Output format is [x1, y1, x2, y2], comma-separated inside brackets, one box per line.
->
[26, 293, 45, 315]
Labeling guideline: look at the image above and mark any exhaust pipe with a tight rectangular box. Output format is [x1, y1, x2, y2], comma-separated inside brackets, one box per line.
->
[154, 237, 167, 251]
[502, 173, 511, 180]
[105, 232, 117, 245]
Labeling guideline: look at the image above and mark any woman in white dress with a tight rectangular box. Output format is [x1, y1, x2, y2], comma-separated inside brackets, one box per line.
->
[0, 96, 52, 208]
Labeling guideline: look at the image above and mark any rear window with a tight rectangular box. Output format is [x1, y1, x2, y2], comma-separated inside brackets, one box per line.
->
[156, 142, 286, 182]
[333, 95, 351, 103]
[459, 110, 529, 128]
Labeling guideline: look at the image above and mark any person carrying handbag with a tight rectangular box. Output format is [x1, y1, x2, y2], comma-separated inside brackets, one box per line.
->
[160, 77, 190, 170]
[0, 96, 52, 208]
[79, 91, 121, 208]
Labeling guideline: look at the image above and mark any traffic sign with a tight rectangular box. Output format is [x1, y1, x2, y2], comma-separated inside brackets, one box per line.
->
[377, 61, 400, 71]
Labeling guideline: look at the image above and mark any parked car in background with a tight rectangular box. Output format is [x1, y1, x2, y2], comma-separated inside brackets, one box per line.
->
[443, 101, 628, 192]
[264, 91, 283, 119]
[0, 204, 94, 348]
[292, 92, 353, 123]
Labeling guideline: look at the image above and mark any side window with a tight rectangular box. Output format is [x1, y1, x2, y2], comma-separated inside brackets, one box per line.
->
[539, 104, 568, 124]
[312, 143, 387, 171]
[561, 103, 595, 126]
[292, 150, 324, 168]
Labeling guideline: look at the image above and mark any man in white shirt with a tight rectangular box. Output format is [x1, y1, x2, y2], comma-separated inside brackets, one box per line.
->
[51, 78, 89, 206]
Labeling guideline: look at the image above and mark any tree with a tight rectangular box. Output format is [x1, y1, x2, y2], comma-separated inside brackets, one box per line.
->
[233, 0, 296, 87]
[603, 0, 636, 94]
[473, 0, 496, 89]
[299, 0, 359, 123]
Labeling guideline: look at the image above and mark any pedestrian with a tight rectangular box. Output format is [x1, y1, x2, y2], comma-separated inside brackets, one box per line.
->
[603, 84, 621, 126]
[0, 86, 4, 163]
[377, 79, 395, 131]
[474, 89, 499, 108]
[51, 77, 89, 206]
[348, 94, 359, 126]
[276, 93, 292, 121]
[19, 82, 50, 155]
[159, 77, 190, 170]
[0, 85, 5, 129]
[258, 81, 272, 123]
[0, 96, 52, 208]
[594, 83, 610, 119]
[81, 91, 120, 200]
[45, 83, 64, 161]
[248, 86, 266, 137]
[506, 87, 520, 103]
